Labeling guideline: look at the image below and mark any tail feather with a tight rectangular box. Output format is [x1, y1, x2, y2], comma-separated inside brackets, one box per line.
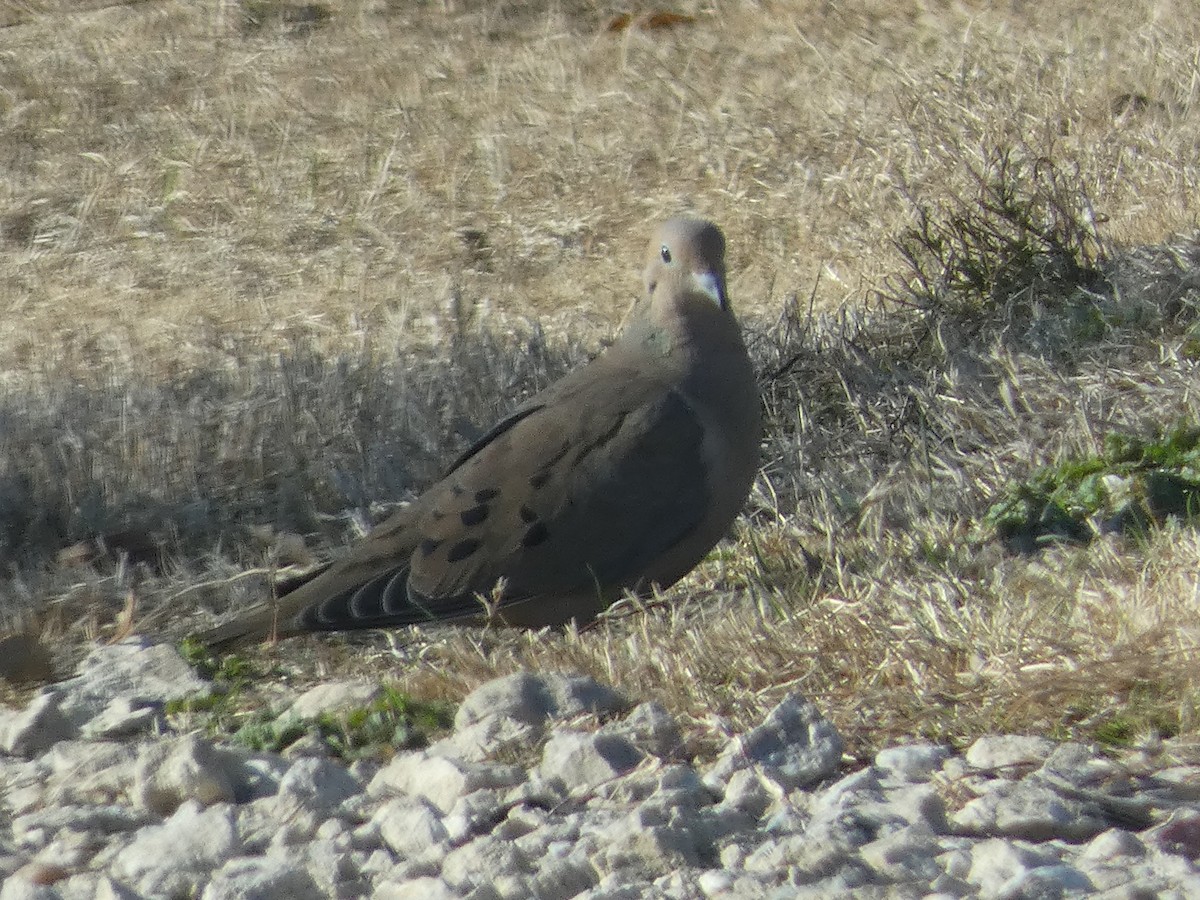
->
[193, 562, 332, 650]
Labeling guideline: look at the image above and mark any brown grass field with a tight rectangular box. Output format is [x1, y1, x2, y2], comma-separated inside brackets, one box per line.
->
[4, 0, 1200, 761]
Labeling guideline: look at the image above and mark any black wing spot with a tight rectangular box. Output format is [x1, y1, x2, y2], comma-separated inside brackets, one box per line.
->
[543, 442, 571, 469]
[529, 471, 551, 490]
[521, 522, 550, 548]
[447, 537, 483, 563]
[518, 504, 538, 523]
[460, 504, 490, 527]
[571, 413, 627, 467]
[419, 538, 443, 557]
[474, 488, 500, 503]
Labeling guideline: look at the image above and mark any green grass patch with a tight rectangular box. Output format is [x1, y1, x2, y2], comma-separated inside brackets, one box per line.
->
[227, 685, 453, 759]
[176, 638, 452, 757]
[984, 424, 1200, 551]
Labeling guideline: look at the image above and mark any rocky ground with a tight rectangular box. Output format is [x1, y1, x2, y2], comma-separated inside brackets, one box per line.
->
[2, 640, 1200, 898]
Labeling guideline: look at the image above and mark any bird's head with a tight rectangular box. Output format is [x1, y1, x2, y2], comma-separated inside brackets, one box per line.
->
[643, 217, 729, 312]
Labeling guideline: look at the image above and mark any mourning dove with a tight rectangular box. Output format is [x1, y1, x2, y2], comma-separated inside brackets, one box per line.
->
[196, 217, 760, 649]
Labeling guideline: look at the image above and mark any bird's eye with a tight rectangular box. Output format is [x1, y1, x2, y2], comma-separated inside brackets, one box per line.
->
[660, 245, 672, 264]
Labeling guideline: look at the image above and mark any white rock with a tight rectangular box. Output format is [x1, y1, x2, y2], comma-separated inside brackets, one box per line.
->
[372, 796, 450, 861]
[874, 743, 951, 782]
[964, 735, 1057, 771]
[0, 753, 39, 805]
[1080, 827, 1147, 862]
[200, 855, 324, 899]
[40, 740, 139, 805]
[110, 801, 240, 897]
[527, 856, 598, 900]
[454, 672, 626, 731]
[486, 874, 531, 900]
[695, 870, 733, 895]
[233, 752, 293, 802]
[785, 813, 876, 876]
[11, 805, 149, 848]
[513, 813, 583, 860]
[316, 818, 353, 846]
[1150, 846, 1200, 883]
[705, 693, 841, 789]
[276, 755, 361, 815]
[132, 735, 236, 815]
[60, 875, 138, 900]
[602, 703, 683, 760]
[939, 846, 973, 880]
[374, 876, 461, 900]
[578, 871, 646, 899]
[79, 697, 161, 740]
[601, 763, 705, 807]
[343, 817, 382, 853]
[717, 767, 782, 820]
[695, 804, 757, 847]
[0, 873, 61, 900]
[500, 779, 559, 815]
[951, 780, 1107, 841]
[718, 842, 745, 870]
[759, 797, 807, 836]
[593, 815, 702, 876]
[858, 825, 943, 882]
[55, 639, 207, 727]
[0, 848, 28, 883]
[773, 772, 901, 875]
[939, 755, 971, 782]
[494, 803, 547, 842]
[285, 680, 382, 720]
[882, 783, 948, 833]
[30, 831, 97, 873]
[443, 788, 507, 843]
[1038, 741, 1109, 775]
[0, 693, 76, 758]
[540, 731, 644, 795]
[741, 834, 802, 873]
[782, 861, 874, 896]
[2, 784, 43, 817]
[278, 731, 334, 760]
[1077, 863, 1141, 893]
[430, 714, 538, 763]
[922, 890, 966, 900]
[1150, 766, 1200, 802]
[628, 775, 714, 832]
[270, 813, 325, 849]
[10, 645, 1200, 900]
[236, 796, 315, 852]
[369, 751, 524, 813]
[995, 863, 1093, 897]
[807, 767, 884, 818]
[442, 834, 531, 890]
[653, 870, 705, 897]
[965, 837, 1060, 895]
[298, 837, 363, 892]
[699, 871, 768, 898]
[356, 848, 397, 878]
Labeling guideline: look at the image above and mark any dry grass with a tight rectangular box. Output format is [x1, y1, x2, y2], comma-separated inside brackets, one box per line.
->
[5, 0, 1200, 762]
[4, 0, 1200, 372]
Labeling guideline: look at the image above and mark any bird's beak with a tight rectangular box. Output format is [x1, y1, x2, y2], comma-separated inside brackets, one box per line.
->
[692, 270, 728, 309]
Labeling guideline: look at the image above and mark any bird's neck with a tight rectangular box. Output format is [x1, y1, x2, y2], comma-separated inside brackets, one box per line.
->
[640, 291, 744, 358]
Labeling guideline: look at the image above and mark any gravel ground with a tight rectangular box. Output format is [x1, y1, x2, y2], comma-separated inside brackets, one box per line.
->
[2, 639, 1200, 898]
